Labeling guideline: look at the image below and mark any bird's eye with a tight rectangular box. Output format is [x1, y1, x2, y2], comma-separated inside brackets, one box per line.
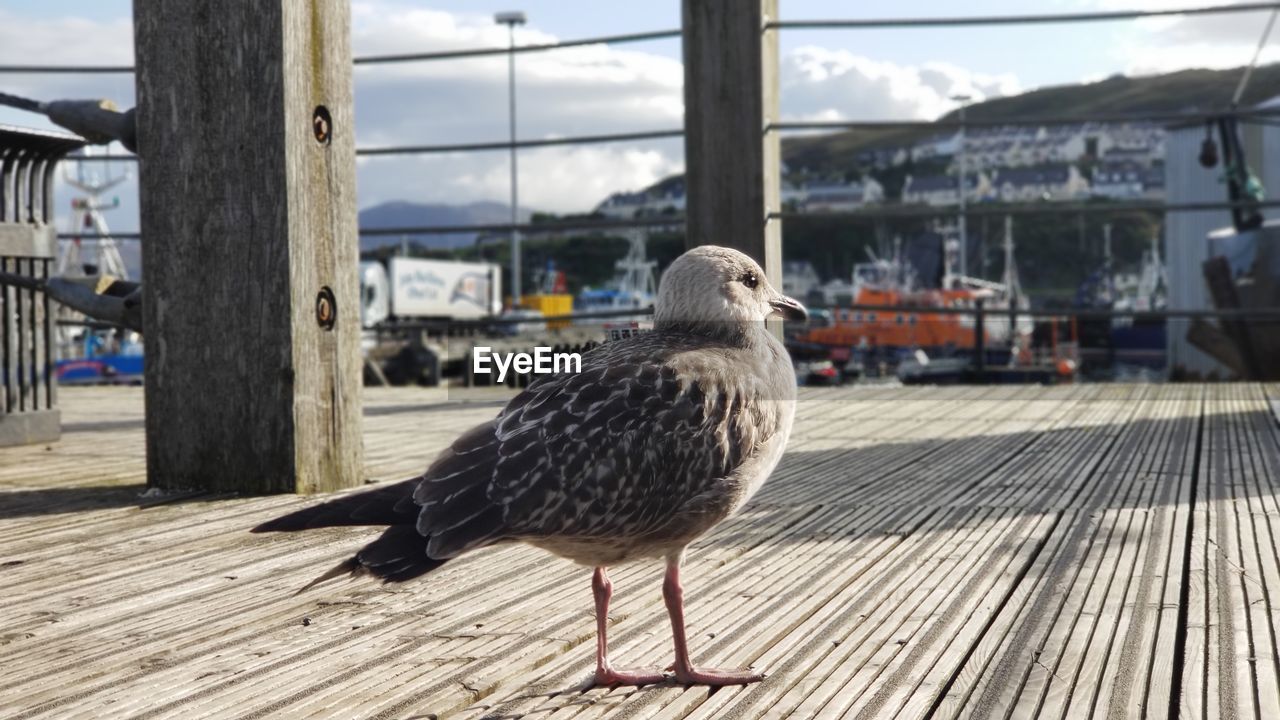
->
[741, 272, 759, 289]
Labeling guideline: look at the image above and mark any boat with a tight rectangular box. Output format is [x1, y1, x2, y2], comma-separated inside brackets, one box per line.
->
[575, 229, 656, 320]
[1110, 233, 1168, 371]
[56, 329, 144, 385]
[53, 149, 144, 384]
[800, 226, 1033, 367]
[1074, 226, 1168, 374]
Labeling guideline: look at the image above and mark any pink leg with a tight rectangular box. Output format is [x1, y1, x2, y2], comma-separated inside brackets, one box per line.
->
[663, 556, 765, 686]
[591, 567, 667, 687]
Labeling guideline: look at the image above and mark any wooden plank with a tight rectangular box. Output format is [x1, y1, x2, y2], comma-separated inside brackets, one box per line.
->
[680, 0, 782, 283]
[876, 394, 1131, 720]
[1105, 391, 1199, 719]
[1204, 384, 1263, 719]
[6, 384, 1279, 719]
[132, 0, 362, 493]
[1228, 384, 1280, 717]
[937, 387, 1161, 718]
[562, 390, 1087, 720]
[449, 390, 1073, 719]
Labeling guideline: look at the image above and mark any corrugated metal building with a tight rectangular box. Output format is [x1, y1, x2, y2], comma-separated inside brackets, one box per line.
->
[1165, 96, 1280, 375]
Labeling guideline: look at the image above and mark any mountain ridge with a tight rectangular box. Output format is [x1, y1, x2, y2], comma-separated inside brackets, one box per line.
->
[358, 200, 532, 251]
[782, 63, 1280, 173]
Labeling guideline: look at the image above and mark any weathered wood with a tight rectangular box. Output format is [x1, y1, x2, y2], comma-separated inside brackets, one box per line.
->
[6, 385, 1280, 718]
[133, 0, 362, 493]
[681, 0, 781, 286]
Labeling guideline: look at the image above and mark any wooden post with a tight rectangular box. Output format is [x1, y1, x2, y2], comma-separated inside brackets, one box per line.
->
[681, 0, 782, 287]
[133, 0, 362, 494]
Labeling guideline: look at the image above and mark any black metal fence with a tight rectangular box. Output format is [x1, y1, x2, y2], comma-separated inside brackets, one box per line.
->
[1, 125, 84, 445]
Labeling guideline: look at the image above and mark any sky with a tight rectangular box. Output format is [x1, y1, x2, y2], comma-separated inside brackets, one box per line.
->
[0, 0, 1277, 236]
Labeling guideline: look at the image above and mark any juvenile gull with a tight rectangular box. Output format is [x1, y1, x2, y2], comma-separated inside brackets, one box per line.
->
[253, 245, 806, 687]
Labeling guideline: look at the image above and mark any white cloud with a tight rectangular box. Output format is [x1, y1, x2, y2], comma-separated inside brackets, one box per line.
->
[355, 142, 685, 213]
[347, 1, 687, 212]
[1078, 0, 1280, 76]
[0, 8, 135, 105]
[781, 46, 1021, 122]
[2, 2, 1030, 221]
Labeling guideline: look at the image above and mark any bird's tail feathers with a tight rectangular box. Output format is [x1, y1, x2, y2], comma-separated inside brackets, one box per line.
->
[291, 526, 451, 595]
[252, 478, 420, 533]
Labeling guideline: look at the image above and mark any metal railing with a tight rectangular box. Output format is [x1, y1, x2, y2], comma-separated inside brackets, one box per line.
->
[1, 125, 84, 445]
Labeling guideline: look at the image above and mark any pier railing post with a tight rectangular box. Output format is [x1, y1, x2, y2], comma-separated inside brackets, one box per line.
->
[681, 0, 782, 288]
[133, 0, 362, 493]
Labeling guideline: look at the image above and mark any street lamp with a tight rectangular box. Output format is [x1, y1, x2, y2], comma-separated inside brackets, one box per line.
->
[496, 11, 526, 306]
[951, 93, 972, 278]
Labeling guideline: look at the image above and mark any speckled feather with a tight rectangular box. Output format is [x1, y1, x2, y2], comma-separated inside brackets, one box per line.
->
[412, 330, 791, 566]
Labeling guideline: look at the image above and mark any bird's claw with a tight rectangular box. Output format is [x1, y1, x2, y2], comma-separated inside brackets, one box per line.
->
[670, 665, 766, 686]
[592, 666, 669, 687]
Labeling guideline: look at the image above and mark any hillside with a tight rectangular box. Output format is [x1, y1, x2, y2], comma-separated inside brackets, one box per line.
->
[783, 63, 1280, 172]
[357, 200, 531, 252]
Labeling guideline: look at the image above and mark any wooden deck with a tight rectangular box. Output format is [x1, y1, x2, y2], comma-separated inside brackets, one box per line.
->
[2, 384, 1279, 719]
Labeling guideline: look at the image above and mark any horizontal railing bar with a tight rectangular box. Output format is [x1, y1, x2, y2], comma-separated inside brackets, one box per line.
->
[65, 129, 684, 162]
[771, 107, 1280, 132]
[773, 199, 1280, 220]
[59, 216, 681, 241]
[7, 3, 1271, 75]
[57, 197, 1280, 242]
[356, 129, 683, 156]
[50, 303, 1280, 335]
[0, 28, 683, 74]
[819, 303, 1280, 320]
[770, 3, 1280, 30]
[64, 105, 1280, 164]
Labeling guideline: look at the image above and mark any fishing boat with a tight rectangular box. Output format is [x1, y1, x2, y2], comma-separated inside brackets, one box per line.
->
[801, 226, 1032, 366]
[574, 229, 656, 320]
[1109, 233, 1168, 370]
[1074, 227, 1168, 374]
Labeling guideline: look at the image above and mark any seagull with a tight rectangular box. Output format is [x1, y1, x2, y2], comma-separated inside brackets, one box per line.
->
[253, 245, 807, 687]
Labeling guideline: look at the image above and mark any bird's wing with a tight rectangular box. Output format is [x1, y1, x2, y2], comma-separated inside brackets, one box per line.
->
[413, 339, 772, 559]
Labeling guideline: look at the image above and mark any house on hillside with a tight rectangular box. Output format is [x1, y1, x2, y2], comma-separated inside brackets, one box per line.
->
[594, 186, 686, 218]
[1097, 122, 1164, 161]
[911, 131, 961, 162]
[901, 172, 994, 206]
[799, 177, 886, 212]
[1091, 159, 1164, 200]
[1141, 164, 1165, 199]
[856, 146, 909, 169]
[596, 191, 648, 219]
[993, 164, 1090, 202]
[1091, 160, 1146, 199]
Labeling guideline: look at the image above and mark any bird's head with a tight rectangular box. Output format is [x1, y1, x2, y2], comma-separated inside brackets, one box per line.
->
[653, 246, 807, 337]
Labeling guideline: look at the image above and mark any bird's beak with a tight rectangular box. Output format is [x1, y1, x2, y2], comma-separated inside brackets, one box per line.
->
[770, 294, 808, 322]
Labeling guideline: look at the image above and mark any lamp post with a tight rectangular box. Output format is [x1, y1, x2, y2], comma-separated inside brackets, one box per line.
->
[496, 11, 526, 306]
[951, 93, 972, 278]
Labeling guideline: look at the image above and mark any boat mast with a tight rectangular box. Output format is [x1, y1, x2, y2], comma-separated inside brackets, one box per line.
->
[58, 146, 130, 280]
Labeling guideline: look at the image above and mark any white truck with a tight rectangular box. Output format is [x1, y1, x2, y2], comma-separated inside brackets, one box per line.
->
[359, 257, 502, 386]
[360, 257, 502, 327]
